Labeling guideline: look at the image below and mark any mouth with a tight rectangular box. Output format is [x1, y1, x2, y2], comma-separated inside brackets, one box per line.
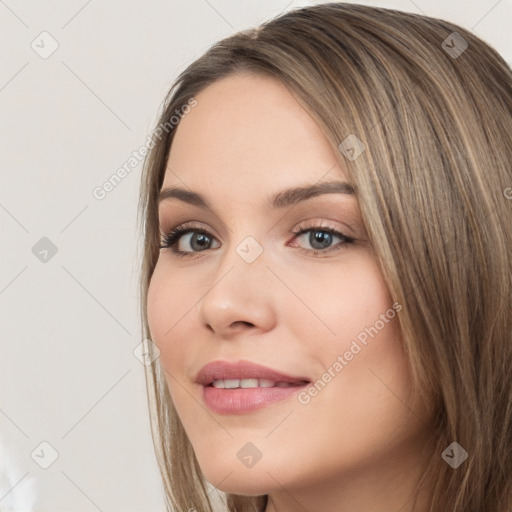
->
[195, 359, 311, 387]
[196, 360, 312, 414]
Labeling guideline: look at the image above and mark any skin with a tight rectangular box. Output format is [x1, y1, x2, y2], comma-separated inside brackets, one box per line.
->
[147, 72, 434, 512]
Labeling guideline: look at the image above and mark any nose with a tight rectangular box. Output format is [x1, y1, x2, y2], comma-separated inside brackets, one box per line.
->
[198, 238, 277, 338]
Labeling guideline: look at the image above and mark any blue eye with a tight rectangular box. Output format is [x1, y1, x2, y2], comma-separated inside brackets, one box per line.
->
[160, 224, 219, 256]
[159, 223, 355, 257]
[291, 226, 355, 254]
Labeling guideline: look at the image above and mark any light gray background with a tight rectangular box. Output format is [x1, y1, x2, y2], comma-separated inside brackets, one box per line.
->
[1, 0, 510, 511]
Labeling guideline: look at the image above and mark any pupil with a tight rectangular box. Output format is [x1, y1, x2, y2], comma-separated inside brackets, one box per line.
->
[310, 230, 331, 250]
[191, 233, 210, 251]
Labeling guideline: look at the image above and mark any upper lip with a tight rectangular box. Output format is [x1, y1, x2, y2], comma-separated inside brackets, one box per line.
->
[195, 360, 311, 386]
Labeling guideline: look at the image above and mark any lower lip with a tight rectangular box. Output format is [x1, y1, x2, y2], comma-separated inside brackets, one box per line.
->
[202, 384, 309, 414]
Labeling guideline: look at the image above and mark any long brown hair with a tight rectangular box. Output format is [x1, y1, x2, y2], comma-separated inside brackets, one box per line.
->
[137, 3, 512, 511]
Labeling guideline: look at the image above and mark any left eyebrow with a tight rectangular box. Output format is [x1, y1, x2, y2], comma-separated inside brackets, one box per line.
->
[158, 180, 356, 210]
[270, 181, 355, 209]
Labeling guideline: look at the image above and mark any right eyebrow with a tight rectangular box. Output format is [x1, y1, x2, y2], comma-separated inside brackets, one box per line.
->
[159, 186, 209, 208]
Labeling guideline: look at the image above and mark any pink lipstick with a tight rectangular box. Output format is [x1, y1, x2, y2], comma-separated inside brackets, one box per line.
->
[196, 360, 310, 414]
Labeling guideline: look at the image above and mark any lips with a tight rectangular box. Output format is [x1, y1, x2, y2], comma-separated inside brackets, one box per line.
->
[195, 360, 311, 387]
[197, 360, 312, 414]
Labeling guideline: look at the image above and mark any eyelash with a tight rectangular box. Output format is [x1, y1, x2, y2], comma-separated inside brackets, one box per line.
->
[159, 221, 355, 258]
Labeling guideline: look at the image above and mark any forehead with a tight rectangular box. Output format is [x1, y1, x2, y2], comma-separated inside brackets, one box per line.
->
[163, 72, 348, 200]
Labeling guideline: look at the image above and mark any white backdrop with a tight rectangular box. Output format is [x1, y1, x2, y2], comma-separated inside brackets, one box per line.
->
[1, 0, 510, 511]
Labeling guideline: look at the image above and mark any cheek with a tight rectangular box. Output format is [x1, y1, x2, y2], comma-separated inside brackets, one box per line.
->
[146, 260, 212, 409]
[290, 252, 397, 352]
[146, 262, 190, 364]
[290, 254, 412, 425]
[146, 264, 167, 346]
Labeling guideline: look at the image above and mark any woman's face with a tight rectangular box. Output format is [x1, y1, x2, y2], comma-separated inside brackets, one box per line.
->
[147, 73, 433, 507]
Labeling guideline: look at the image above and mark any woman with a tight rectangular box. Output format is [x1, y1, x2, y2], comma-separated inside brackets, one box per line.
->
[137, 3, 512, 511]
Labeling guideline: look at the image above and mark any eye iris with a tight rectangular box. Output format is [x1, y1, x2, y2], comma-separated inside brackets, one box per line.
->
[310, 230, 332, 249]
[191, 232, 210, 251]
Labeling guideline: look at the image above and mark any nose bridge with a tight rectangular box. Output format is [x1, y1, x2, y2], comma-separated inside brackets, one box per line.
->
[233, 233, 266, 266]
[198, 230, 275, 334]
[212, 208, 269, 271]
[210, 231, 269, 294]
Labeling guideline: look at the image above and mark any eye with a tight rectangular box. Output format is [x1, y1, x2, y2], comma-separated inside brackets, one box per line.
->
[159, 222, 219, 257]
[289, 222, 355, 255]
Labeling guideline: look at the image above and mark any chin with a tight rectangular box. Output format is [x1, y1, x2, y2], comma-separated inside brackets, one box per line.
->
[201, 461, 279, 496]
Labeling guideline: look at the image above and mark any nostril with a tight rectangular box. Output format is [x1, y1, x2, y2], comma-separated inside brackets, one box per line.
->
[232, 321, 254, 328]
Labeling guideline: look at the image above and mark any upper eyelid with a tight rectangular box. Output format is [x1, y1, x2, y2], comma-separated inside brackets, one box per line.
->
[159, 211, 359, 236]
[160, 220, 350, 237]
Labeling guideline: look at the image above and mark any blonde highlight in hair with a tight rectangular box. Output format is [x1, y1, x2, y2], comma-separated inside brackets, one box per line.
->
[137, 3, 512, 510]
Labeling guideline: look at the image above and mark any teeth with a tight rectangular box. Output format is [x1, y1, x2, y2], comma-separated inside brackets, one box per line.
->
[259, 378, 274, 388]
[240, 378, 259, 388]
[224, 379, 240, 389]
[210, 378, 300, 389]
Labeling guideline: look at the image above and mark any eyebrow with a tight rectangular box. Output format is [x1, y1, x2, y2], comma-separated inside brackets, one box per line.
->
[158, 180, 356, 210]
